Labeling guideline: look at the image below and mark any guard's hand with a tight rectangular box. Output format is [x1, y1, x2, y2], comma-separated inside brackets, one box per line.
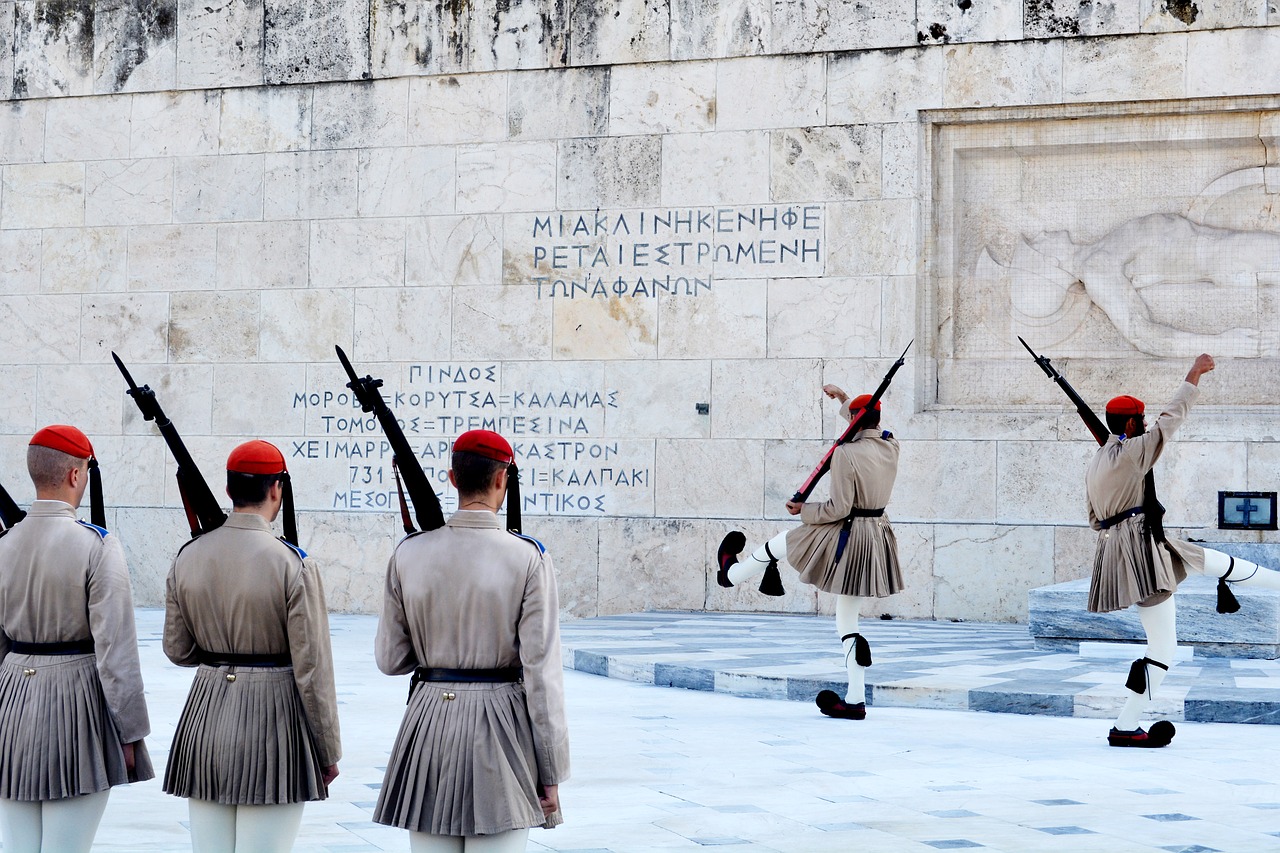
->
[538, 783, 560, 816]
[785, 500, 803, 516]
[822, 384, 847, 402]
[1186, 353, 1215, 385]
[322, 764, 340, 787]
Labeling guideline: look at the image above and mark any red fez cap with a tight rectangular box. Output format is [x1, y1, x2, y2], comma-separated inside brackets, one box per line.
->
[29, 425, 93, 459]
[848, 394, 882, 413]
[227, 440, 287, 475]
[453, 429, 514, 464]
[1105, 395, 1145, 416]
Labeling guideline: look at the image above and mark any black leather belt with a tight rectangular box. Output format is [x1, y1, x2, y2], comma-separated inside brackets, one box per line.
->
[847, 507, 885, 518]
[9, 638, 94, 655]
[1100, 506, 1144, 529]
[407, 666, 523, 703]
[197, 650, 292, 668]
[414, 666, 522, 683]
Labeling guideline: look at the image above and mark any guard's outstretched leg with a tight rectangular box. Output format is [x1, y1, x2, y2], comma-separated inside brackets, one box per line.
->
[716, 532, 789, 596]
[1109, 597, 1177, 748]
[1202, 549, 1280, 613]
[817, 596, 870, 720]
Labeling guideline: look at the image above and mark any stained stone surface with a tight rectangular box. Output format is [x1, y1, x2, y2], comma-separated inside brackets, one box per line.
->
[0, 1, 1278, 625]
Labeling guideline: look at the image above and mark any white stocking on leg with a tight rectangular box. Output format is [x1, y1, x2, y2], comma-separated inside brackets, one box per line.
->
[1202, 548, 1280, 590]
[835, 595, 869, 705]
[727, 532, 789, 587]
[1114, 597, 1177, 732]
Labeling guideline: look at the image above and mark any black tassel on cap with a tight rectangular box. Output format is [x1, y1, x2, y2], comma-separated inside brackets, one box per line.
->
[281, 473, 299, 547]
[87, 457, 106, 528]
[506, 463, 522, 534]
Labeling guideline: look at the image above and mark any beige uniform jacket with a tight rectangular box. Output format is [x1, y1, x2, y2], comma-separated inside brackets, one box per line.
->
[0, 500, 150, 744]
[1085, 381, 1204, 612]
[376, 510, 570, 787]
[786, 411, 903, 597]
[164, 512, 341, 766]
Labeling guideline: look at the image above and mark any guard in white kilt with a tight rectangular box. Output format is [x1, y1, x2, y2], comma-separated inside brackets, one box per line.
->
[1087, 354, 1280, 747]
[0, 425, 154, 853]
[717, 386, 903, 720]
[374, 429, 570, 853]
[163, 440, 341, 850]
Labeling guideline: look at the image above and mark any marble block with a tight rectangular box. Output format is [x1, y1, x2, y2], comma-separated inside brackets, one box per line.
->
[309, 218, 406, 289]
[456, 141, 557, 213]
[1023, 0, 1141, 37]
[0, 229, 41, 294]
[0, 294, 81, 363]
[169, 291, 260, 362]
[603, 359, 710, 439]
[715, 55, 824, 132]
[405, 214, 502, 287]
[173, 154, 265, 223]
[216, 221, 309, 290]
[1062, 33, 1187, 102]
[44, 93, 131, 161]
[656, 278, 766, 359]
[557, 136, 661, 209]
[570, 0, 668, 66]
[130, 90, 220, 157]
[260, 289, 355, 362]
[264, 150, 358, 220]
[218, 86, 309, 154]
[0, 2, 13, 100]
[1029, 570, 1280, 659]
[915, 0, 1022, 43]
[13, 0, 95, 98]
[126, 224, 217, 291]
[669, 0, 770, 60]
[0, 100, 47, 165]
[85, 158, 173, 226]
[934, 523, 1055, 621]
[408, 73, 507, 144]
[93, 0, 177, 95]
[507, 67, 609, 141]
[263, 0, 369, 85]
[608, 61, 715, 135]
[771, 125, 881, 203]
[596, 517, 707, 615]
[827, 46, 944, 126]
[310, 78, 408, 150]
[81, 292, 169, 363]
[177, 0, 264, 89]
[1, 161, 83, 229]
[1140, 0, 1264, 32]
[660, 131, 769, 206]
[771, 0, 914, 53]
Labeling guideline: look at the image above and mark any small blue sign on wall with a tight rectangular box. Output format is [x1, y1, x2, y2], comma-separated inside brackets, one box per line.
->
[1218, 491, 1278, 530]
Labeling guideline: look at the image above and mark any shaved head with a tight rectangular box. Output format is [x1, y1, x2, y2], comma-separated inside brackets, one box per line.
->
[27, 444, 86, 490]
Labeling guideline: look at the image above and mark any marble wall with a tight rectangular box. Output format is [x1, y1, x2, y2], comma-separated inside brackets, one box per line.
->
[2, 2, 1280, 623]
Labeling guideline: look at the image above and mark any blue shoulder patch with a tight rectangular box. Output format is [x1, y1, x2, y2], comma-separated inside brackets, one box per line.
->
[881, 430, 893, 440]
[76, 519, 109, 539]
[278, 537, 308, 560]
[510, 531, 545, 555]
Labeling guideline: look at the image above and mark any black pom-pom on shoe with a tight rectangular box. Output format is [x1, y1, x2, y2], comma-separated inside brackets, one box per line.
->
[716, 531, 746, 588]
[816, 690, 866, 720]
[1148, 720, 1176, 746]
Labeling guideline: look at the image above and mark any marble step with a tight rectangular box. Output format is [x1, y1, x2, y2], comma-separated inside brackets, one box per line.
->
[1029, 542, 1280, 658]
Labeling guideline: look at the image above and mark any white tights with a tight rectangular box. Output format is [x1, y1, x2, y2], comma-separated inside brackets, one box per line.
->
[836, 595, 869, 704]
[409, 828, 531, 852]
[187, 799, 306, 853]
[728, 534, 870, 704]
[1114, 548, 1280, 731]
[0, 790, 110, 853]
[726, 531, 789, 587]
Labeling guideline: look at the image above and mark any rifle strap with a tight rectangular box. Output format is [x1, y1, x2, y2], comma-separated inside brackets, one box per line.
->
[1143, 471, 1166, 543]
[506, 463, 522, 534]
[392, 457, 415, 535]
[175, 474, 201, 538]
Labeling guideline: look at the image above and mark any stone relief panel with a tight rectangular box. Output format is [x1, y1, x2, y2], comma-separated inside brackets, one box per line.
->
[930, 102, 1280, 408]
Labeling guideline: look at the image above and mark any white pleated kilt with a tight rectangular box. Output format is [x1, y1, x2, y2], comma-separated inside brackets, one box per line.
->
[375, 680, 561, 836]
[1088, 518, 1202, 612]
[0, 652, 155, 801]
[163, 665, 325, 805]
[788, 516, 904, 597]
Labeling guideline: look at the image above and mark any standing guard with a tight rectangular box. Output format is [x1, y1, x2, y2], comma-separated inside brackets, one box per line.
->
[374, 429, 569, 852]
[0, 426, 153, 853]
[163, 440, 341, 850]
[717, 386, 904, 720]
[1082, 354, 1280, 747]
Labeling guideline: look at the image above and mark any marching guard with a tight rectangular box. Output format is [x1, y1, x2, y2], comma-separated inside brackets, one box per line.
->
[1084, 354, 1280, 746]
[0, 426, 153, 852]
[162, 440, 341, 850]
[717, 385, 904, 720]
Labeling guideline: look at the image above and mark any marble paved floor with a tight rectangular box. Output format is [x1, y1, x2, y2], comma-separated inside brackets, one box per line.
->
[81, 610, 1280, 851]
[560, 611, 1280, 724]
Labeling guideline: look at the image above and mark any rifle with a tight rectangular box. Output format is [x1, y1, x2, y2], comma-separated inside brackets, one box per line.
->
[1018, 336, 1165, 541]
[0, 480, 24, 529]
[336, 346, 445, 534]
[792, 340, 913, 504]
[113, 353, 227, 538]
